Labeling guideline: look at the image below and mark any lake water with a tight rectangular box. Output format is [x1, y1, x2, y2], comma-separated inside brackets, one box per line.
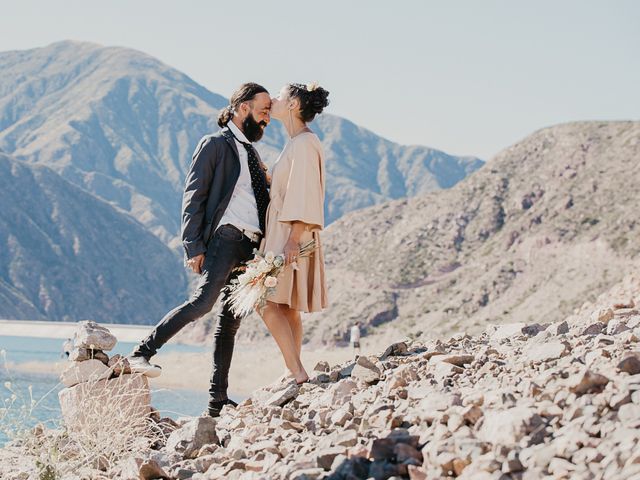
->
[0, 336, 210, 446]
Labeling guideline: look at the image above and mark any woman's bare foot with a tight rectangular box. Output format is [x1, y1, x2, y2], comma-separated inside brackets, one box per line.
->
[294, 369, 309, 385]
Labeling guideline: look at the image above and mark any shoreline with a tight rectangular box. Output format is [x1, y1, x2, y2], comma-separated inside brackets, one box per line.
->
[0, 319, 396, 399]
[2, 342, 362, 399]
[0, 319, 154, 343]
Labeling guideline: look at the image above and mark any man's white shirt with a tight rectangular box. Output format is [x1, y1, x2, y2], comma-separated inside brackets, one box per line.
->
[218, 121, 262, 235]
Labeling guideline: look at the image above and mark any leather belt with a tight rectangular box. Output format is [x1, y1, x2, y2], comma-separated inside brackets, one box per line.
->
[241, 229, 262, 243]
[225, 224, 261, 243]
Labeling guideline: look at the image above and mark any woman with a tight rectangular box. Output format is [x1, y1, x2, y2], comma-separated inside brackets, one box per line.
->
[259, 82, 330, 384]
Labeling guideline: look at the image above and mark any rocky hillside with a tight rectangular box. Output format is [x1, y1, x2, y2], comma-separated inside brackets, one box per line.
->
[1, 272, 639, 479]
[0, 40, 482, 250]
[304, 120, 640, 344]
[0, 151, 185, 323]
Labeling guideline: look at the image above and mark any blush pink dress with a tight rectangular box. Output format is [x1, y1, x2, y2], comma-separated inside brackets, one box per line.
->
[260, 132, 328, 312]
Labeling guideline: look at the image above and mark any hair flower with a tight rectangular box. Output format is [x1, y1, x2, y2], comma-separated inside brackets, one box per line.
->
[306, 81, 319, 92]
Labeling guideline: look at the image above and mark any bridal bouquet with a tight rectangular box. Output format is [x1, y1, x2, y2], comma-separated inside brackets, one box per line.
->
[226, 240, 316, 317]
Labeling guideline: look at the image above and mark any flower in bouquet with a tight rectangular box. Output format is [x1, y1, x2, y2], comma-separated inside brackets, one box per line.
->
[225, 240, 317, 317]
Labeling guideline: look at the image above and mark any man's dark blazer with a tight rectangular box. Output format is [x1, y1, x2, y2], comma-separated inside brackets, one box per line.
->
[180, 126, 264, 260]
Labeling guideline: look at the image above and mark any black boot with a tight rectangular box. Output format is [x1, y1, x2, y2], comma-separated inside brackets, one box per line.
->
[207, 398, 238, 417]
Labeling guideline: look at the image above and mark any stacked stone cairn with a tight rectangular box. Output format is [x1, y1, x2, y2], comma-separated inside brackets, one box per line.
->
[58, 321, 151, 431]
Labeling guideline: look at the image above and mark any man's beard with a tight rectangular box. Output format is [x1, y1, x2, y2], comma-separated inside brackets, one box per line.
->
[242, 114, 267, 142]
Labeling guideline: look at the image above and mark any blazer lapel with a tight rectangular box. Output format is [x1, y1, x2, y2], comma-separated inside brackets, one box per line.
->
[221, 127, 240, 162]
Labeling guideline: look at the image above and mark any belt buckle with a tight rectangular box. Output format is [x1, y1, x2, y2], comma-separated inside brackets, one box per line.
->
[243, 230, 260, 243]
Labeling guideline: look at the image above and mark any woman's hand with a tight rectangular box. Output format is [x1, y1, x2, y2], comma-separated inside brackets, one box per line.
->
[284, 222, 308, 266]
[284, 237, 301, 266]
[260, 160, 271, 186]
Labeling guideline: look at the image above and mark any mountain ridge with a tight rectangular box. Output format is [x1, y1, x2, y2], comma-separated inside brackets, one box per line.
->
[0, 40, 483, 247]
[0, 151, 186, 324]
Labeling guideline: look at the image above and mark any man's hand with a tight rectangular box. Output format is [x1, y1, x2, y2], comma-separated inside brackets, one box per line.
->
[187, 254, 205, 274]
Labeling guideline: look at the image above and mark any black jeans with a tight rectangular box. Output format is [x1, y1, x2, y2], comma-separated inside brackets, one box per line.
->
[132, 224, 258, 403]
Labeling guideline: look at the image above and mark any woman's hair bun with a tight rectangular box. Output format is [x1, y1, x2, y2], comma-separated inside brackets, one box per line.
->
[289, 83, 330, 123]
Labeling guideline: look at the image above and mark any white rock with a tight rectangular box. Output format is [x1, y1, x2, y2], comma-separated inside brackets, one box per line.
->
[418, 392, 457, 418]
[523, 341, 568, 363]
[330, 405, 352, 427]
[265, 381, 299, 407]
[487, 323, 527, 341]
[618, 404, 640, 425]
[73, 320, 117, 351]
[478, 407, 544, 444]
[328, 379, 358, 406]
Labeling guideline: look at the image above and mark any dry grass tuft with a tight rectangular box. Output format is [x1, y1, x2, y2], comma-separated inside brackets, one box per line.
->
[1, 352, 169, 480]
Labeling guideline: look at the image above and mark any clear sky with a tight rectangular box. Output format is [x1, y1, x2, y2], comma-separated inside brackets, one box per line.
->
[1, 1, 638, 159]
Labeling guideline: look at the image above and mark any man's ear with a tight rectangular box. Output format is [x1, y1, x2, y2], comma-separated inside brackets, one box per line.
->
[239, 102, 250, 117]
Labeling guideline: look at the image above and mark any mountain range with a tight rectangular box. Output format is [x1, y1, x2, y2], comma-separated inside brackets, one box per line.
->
[0, 41, 482, 246]
[0, 41, 481, 323]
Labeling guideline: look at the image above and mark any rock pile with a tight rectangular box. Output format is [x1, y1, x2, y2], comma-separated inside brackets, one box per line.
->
[2, 274, 640, 479]
[58, 320, 151, 430]
[108, 275, 640, 479]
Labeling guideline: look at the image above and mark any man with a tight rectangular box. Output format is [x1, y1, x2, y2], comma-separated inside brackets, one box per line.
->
[127, 83, 272, 417]
[350, 322, 362, 358]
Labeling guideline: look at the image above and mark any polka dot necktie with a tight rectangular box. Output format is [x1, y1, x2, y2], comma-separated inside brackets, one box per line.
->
[236, 139, 270, 234]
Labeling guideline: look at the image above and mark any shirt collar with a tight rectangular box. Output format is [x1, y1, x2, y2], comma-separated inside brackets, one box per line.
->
[227, 120, 251, 144]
